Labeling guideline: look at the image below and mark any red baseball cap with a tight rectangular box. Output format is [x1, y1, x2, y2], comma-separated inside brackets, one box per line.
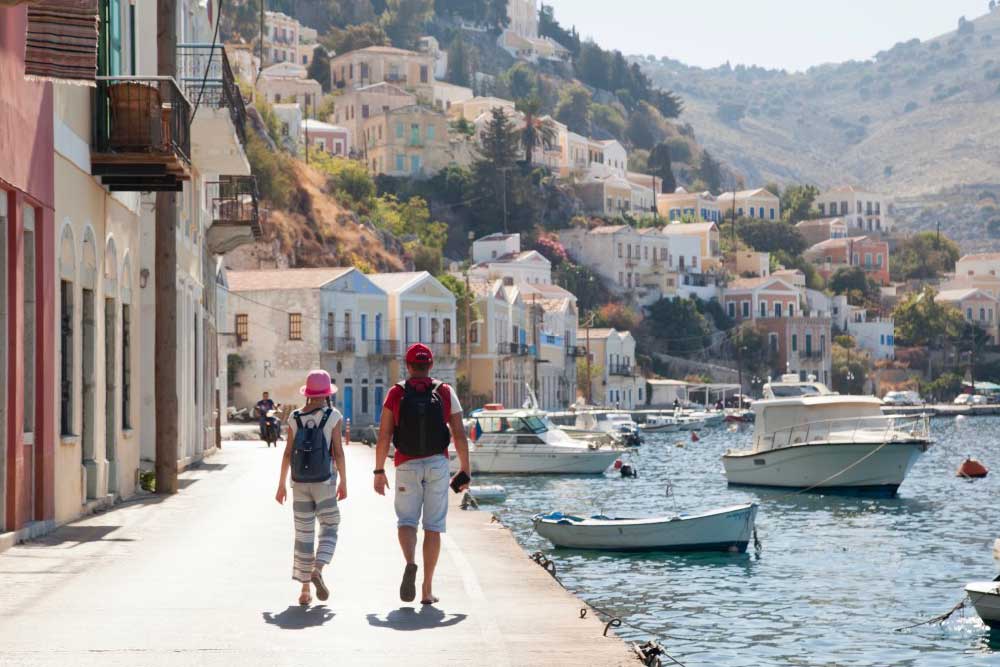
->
[405, 343, 433, 364]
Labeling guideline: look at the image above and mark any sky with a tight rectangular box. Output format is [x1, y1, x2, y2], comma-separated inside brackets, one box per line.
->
[542, 0, 991, 71]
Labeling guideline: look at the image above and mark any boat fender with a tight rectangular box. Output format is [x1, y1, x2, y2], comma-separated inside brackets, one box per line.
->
[619, 464, 638, 478]
[957, 458, 989, 479]
[613, 459, 623, 470]
[691, 431, 700, 442]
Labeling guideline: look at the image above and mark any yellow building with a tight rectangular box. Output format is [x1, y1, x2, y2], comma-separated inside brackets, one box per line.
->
[360, 105, 458, 177]
[330, 46, 435, 100]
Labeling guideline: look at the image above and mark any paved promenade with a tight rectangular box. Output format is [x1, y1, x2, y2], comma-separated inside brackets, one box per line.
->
[0, 441, 634, 666]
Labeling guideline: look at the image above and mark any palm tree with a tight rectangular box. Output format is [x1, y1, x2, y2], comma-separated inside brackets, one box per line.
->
[516, 97, 557, 163]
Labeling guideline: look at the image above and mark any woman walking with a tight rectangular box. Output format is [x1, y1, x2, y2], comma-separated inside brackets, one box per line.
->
[275, 370, 347, 606]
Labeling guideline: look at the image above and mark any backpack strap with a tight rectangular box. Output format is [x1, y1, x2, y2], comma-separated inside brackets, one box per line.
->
[318, 407, 333, 429]
[293, 411, 304, 429]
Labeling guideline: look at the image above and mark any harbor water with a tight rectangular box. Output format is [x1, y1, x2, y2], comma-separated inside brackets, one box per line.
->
[487, 416, 1000, 666]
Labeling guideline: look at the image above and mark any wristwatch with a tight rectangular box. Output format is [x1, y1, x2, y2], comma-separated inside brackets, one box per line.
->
[373, 469, 385, 475]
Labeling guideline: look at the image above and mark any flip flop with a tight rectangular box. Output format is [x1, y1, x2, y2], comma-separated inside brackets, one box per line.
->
[421, 596, 440, 605]
[311, 570, 329, 602]
[400, 563, 418, 603]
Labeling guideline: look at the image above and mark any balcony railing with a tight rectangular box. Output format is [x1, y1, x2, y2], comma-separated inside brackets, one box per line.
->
[799, 350, 825, 360]
[91, 76, 191, 191]
[566, 344, 588, 358]
[608, 364, 633, 376]
[205, 175, 261, 254]
[324, 337, 356, 354]
[177, 43, 248, 144]
[385, 72, 406, 82]
[427, 342, 459, 359]
[496, 342, 532, 357]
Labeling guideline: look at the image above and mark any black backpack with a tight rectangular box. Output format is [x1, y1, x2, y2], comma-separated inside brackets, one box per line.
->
[393, 380, 452, 458]
[291, 408, 334, 483]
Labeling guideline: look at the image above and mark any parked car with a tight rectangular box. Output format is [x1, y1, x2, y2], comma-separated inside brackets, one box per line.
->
[954, 394, 988, 406]
[882, 391, 923, 406]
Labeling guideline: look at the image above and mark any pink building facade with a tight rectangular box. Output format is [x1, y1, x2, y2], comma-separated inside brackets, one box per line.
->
[1, 6, 57, 537]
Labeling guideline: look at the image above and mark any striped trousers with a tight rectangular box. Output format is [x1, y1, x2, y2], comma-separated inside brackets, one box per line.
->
[291, 477, 341, 583]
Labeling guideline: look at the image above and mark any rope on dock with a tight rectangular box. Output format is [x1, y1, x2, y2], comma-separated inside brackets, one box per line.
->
[528, 552, 690, 667]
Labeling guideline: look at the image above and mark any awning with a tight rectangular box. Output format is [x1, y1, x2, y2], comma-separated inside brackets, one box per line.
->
[24, 0, 98, 85]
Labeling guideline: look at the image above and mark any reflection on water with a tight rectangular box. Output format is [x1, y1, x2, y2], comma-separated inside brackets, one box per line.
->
[485, 417, 1000, 666]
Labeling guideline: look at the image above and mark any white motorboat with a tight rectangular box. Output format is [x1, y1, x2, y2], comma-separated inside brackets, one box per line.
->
[532, 503, 758, 553]
[722, 375, 931, 496]
[674, 414, 707, 431]
[640, 414, 682, 433]
[688, 410, 724, 428]
[965, 580, 1000, 629]
[457, 408, 624, 474]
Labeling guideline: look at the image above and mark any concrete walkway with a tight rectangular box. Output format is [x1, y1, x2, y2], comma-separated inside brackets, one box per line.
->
[0, 441, 634, 666]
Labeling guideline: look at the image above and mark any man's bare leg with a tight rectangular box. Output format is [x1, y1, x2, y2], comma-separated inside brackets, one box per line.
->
[421, 530, 441, 603]
[398, 526, 419, 602]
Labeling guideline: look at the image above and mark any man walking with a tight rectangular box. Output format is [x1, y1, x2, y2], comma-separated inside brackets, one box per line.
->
[374, 344, 471, 605]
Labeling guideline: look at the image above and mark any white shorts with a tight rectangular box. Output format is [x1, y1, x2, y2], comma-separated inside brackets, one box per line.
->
[394, 455, 450, 533]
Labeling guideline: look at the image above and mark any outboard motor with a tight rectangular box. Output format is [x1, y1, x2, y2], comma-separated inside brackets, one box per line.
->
[620, 463, 638, 478]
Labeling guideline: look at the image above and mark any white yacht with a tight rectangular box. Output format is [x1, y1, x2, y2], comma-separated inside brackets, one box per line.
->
[457, 408, 624, 474]
[722, 375, 931, 495]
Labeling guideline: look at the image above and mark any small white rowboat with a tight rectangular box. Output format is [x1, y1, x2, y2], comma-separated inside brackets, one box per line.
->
[532, 503, 758, 553]
[965, 580, 1000, 629]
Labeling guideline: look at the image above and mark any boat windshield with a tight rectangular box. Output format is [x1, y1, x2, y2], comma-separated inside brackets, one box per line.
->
[767, 384, 825, 398]
[476, 415, 548, 434]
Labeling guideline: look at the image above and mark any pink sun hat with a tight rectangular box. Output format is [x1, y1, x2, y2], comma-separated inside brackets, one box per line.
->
[300, 369, 337, 397]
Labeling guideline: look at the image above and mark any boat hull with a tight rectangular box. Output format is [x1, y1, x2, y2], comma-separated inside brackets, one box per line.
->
[453, 447, 620, 475]
[533, 504, 757, 552]
[722, 441, 928, 494]
[966, 582, 1000, 628]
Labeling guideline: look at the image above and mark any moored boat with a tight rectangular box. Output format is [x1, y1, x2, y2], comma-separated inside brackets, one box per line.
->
[458, 407, 624, 474]
[965, 580, 1000, 629]
[723, 375, 930, 495]
[532, 503, 758, 552]
[640, 414, 682, 433]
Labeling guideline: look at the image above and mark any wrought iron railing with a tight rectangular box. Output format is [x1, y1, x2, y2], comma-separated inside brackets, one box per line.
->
[496, 342, 531, 356]
[368, 339, 400, 357]
[93, 76, 191, 162]
[565, 344, 588, 358]
[799, 350, 825, 360]
[608, 364, 633, 377]
[177, 43, 248, 144]
[206, 175, 260, 234]
[324, 337, 356, 354]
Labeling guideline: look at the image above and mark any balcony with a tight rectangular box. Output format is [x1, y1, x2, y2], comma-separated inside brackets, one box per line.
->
[496, 342, 532, 357]
[799, 350, 825, 360]
[427, 342, 459, 359]
[608, 364, 633, 377]
[565, 344, 588, 358]
[205, 176, 261, 254]
[385, 72, 407, 83]
[91, 76, 192, 191]
[367, 339, 400, 358]
[323, 337, 356, 355]
[178, 43, 248, 145]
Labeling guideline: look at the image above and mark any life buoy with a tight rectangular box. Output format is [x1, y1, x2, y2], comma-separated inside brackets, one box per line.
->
[957, 458, 989, 478]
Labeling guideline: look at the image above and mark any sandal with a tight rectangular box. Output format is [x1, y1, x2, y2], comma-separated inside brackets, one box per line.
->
[400, 563, 418, 603]
[311, 570, 329, 602]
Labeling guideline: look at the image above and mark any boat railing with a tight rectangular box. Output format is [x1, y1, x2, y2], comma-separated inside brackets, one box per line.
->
[761, 414, 930, 451]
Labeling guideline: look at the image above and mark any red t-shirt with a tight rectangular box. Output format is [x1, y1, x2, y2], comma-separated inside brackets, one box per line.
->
[384, 378, 457, 465]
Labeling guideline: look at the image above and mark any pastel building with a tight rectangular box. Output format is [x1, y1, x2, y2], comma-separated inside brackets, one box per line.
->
[717, 187, 781, 221]
[469, 233, 553, 286]
[656, 188, 722, 223]
[795, 217, 848, 246]
[815, 186, 891, 233]
[257, 62, 323, 112]
[329, 46, 435, 99]
[302, 119, 351, 157]
[226, 268, 392, 429]
[934, 288, 1000, 344]
[803, 236, 890, 285]
[580, 329, 643, 409]
[359, 105, 456, 177]
[331, 82, 417, 148]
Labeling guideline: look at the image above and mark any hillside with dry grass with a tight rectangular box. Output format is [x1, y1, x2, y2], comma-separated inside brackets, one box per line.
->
[636, 8, 1000, 248]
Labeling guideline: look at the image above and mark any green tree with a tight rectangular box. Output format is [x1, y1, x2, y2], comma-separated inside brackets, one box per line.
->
[554, 85, 592, 135]
[737, 219, 807, 255]
[828, 266, 881, 308]
[554, 262, 610, 313]
[645, 297, 712, 355]
[307, 47, 331, 92]
[516, 97, 556, 160]
[470, 107, 529, 234]
[780, 184, 820, 223]
[503, 62, 538, 101]
[890, 231, 961, 281]
[647, 142, 676, 193]
[539, 3, 580, 56]
[831, 342, 869, 394]
[324, 22, 388, 54]
[696, 150, 723, 193]
[893, 287, 965, 347]
[589, 104, 626, 141]
[448, 35, 471, 87]
[625, 101, 666, 150]
[380, 0, 433, 48]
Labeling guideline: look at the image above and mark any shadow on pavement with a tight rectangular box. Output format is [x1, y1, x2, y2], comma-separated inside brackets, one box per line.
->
[262, 605, 336, 629]
[27, 525, 135, 547]
[192, 462, 228, 471]
[366, 606, 467, 631]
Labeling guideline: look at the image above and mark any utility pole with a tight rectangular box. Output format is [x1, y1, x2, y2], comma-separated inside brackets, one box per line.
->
[585, 314, 593, 406]
[736, 327, 744, 408]
[155, 0, 179, 494]
[500, 166, 509, 233]
[532, 295, 540, 400]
